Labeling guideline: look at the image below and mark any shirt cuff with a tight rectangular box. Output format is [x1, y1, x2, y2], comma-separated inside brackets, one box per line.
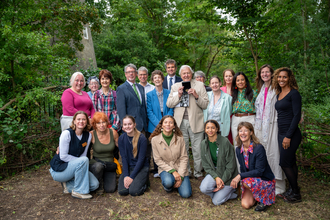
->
[168, 169, 176, 174]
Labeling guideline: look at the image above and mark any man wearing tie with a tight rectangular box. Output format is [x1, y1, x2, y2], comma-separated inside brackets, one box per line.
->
[117, 64, 148, 132]
[162, 59, 183, 90]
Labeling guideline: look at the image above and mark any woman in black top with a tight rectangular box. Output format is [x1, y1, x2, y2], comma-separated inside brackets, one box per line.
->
[273, 67, 302, 203]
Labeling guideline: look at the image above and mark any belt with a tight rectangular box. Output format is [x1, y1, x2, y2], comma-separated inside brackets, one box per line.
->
[234, 113, 256, 117]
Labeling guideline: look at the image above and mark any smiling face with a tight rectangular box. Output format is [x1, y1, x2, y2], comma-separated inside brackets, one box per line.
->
[74, 113, 87, 130]
[210, 78, 221, 92]
[161, 117, 175, 135]
[122, 118, 136, 136]
[260, 67, 272, 84]
[239, 126, 252, 143]
[278, 71, 289, 89]
[138, 70, 148, 84]
[152, 74, 164, 87]
[224, 71, 234, 85]
[180, 67, 193, 82]
[236, 75, 246, 91]
[100, 76, 110, 88]
[88, 80, 99, 93]
[205, 122, 218, 139]
[95, 119, 108, 132]
[166, 63, 177, 77]
[195, 75, 205, 83]
[72, 74, 85, 92]
[125, 67, 137, 83]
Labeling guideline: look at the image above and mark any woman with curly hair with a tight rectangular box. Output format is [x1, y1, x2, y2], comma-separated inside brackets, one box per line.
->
[254, 64, 286, 195]
[230, 122, 275, 212]
[149, 115, 192, 198]
[273, 67, 302, 203]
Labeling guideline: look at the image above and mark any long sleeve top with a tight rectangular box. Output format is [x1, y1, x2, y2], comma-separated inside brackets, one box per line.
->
[61, 89, 95, 117]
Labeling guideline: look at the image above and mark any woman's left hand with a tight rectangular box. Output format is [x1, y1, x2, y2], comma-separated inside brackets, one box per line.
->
[174, 178, 182, 188]
[282, 137, 291, 149]
[230, 174, 241, 189]
[124, 176, 133, 189]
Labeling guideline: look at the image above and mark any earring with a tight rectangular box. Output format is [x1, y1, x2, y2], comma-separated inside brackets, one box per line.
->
[235, 87, 237, 89]
[173, 129, 175, 132]
[161, 128, 163, 131]
[245, 85, 247, 88]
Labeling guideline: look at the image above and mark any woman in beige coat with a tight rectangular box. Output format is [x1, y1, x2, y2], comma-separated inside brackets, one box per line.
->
[149, 115, 192, 198]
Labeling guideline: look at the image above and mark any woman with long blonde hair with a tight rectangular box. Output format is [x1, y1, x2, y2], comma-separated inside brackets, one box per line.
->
[117, 115, 149, 196]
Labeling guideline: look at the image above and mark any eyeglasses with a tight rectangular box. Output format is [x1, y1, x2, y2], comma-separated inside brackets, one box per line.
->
[126, 71, 136, 74]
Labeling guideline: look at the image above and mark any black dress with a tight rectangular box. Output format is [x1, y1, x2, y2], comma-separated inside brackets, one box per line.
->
[275, 89, 302, 167]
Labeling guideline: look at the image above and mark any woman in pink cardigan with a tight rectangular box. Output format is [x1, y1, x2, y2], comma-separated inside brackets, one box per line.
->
[60, 72, 95, 131]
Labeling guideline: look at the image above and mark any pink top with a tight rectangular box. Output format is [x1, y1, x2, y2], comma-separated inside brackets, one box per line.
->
[61, 89, 95, 117]
[220, 86, 227, 93]
[263, 87, 268, 109]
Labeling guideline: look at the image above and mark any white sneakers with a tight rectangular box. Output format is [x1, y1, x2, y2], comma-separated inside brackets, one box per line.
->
[71, 190, 92, 199]
[61, 182, 69, 194]
[153, 173, 160, 178]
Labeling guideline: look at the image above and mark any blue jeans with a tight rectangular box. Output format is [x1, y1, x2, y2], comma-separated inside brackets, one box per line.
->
[49, 157, 99, 194]
[160, 171, 192, 198]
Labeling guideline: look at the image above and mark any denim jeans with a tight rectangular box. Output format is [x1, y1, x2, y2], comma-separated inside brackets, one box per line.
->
[160, 171, 192, 198]
[118, 166, 149, 196]
[199, 174, 237, 205]
[49, 156, 99, 194]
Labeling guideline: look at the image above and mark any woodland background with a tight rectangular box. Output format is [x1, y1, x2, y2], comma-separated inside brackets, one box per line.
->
[0, 0, 329, 180]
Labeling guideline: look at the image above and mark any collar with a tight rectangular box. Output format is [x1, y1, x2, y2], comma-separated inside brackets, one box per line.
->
[126, 80, 136, 86]
[240, 142, 254, 154]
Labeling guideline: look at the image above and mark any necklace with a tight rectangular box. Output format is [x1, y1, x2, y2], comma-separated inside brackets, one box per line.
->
[126, 134, 133, 145]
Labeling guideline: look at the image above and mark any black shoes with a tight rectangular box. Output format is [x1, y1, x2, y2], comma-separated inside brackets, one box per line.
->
[277, 188, 292, 199]
[284, 192, 302, 203]
[255, 202, 268, 212]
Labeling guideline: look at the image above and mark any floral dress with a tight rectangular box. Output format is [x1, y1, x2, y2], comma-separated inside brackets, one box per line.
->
[241, 144, 276, 205]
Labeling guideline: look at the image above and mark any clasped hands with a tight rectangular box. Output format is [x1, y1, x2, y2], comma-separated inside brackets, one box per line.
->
[172, 171, 182, 188]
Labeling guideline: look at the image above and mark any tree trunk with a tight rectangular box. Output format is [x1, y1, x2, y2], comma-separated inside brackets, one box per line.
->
[242, 24, 259, 74]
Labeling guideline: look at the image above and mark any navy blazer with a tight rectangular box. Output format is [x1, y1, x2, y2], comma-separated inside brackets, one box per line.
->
[236, 144, 275, 181]
[162, 75, 183, 90]
[146, 88, 174, 133]
[116, 81, 148, 132]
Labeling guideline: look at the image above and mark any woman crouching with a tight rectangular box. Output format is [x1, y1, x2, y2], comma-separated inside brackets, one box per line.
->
[230, 122, 275, 211]
[149, 115, 192, 198]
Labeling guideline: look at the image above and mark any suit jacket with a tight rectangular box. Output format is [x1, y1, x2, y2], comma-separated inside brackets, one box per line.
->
[163, 75, 183, 90]
[236, 144, 275, 181]
[116, 81, 147, 131]
[166, 79, 209, 133]
[203, 91, 232, 137]
[151, 133, 189, 177]
[147, 88, 174, 133]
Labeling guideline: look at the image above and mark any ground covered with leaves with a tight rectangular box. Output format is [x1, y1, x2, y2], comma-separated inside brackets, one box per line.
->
[0, 165, 329, 219]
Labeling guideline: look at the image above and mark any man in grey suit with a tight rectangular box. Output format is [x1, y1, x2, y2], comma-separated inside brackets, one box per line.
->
[162, 59, 183, 90]
[116, 64, 147, 132]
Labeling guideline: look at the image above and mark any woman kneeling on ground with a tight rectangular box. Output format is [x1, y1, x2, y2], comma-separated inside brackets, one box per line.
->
[199, 120, 238, 205]
[149, 115, 192, 198]
[230, 122, 275, 212]
[118, 115, 149, 196]
[49, 111, 99, 199]
[89, 112, 119, 194]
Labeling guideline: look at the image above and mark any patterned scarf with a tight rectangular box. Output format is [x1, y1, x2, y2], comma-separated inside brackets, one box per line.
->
[255, 84, 275, 142]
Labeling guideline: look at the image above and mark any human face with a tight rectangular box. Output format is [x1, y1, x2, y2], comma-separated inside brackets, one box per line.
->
[278, 71, 289, 88]
[161, 117, 175, 135]
[138, 71, 148, 84]
[95, 119, 107, 132]
[74, 114, 87, 130]
[153, 74, 164, 87]
[205, 122, 218, 139]
[260, 67, 272, 84]
[166, 63, 177, 77]
[122, 118, 136, 136]
[101, 76, 110, 88]
[236, 75, 246, 91]
[195, 75, 205, 83]
[224, 71, 233, 85]
[72, 75, 85, 92]
[88, 80, 99, 93]
[210, 78, 221, 92]
[180, 67, 193, 82]
[239, 126, 252, 143]
[125, 67, 137, 83]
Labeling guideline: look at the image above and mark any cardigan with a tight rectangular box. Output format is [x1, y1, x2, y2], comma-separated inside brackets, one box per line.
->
[200, 135, 238, 185]
[236, 144, 275, 181]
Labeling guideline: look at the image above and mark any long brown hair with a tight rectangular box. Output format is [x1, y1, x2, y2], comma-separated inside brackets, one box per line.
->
[255, 64, 274, 93]
[235, 122, 260, 147]
[149, 115, 182, 144]
[222, 69, 235, 86]
[70, 111, 91, 132]
[272, 67, 299, 95]
[123, 115, 141, 158]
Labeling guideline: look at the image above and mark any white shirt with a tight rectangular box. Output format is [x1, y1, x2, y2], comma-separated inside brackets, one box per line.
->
[167, 76, 176, 88]
[140, 82, 155, 100]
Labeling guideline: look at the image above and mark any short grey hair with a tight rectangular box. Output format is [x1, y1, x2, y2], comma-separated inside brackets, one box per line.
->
[179, 65, 194, 76]
[124, 63, 137, 73]
[70, 72, 86, 87]
[138, 66, 148, 75]
[194, 71, 206, 82]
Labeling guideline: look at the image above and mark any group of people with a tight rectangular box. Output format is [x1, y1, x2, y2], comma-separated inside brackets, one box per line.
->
[49, 59, 302, 212]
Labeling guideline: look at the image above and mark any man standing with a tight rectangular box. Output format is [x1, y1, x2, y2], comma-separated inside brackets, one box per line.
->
[138, 66, 155, 100]
[163, 59, 182, 90]
[117, 64, 147, 132]
[166, 65, 209, 180]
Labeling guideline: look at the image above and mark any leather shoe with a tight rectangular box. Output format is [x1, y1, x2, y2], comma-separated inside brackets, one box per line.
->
[284, 192, 302, 203]
[255, 202, 268, 212]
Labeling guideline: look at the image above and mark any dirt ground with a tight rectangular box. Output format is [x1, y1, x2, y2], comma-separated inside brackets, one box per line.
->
[0, 164, 329, 220]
